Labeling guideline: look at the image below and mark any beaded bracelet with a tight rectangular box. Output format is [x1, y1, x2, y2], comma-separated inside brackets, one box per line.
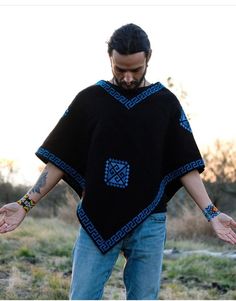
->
[17, 194, 36, 213]
[202, 204, 221, 222]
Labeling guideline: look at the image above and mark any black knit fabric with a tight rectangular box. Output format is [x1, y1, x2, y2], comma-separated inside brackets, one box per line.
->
[36, 80, 205, 253]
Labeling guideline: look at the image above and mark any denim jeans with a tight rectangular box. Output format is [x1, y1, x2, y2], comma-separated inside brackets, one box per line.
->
[70, 212, 166, 300]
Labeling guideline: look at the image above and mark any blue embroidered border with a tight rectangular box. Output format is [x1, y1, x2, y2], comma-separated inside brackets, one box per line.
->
[36, 147, 86, 189]
[96, 80, 164, 110]
[63, 108, 69, 117]
[77, 159, 205, 253]
[179, 109, 192, 133]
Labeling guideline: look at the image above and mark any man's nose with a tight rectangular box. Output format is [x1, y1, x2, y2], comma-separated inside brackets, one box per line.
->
[123, 72, 133, 84]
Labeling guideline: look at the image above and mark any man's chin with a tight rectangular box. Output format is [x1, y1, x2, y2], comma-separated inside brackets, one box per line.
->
[122, 86, 136, 90]
[120, 83, 139, 90]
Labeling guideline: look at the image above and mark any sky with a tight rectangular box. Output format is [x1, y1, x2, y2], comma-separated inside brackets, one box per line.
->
[0, 2, 236, 184]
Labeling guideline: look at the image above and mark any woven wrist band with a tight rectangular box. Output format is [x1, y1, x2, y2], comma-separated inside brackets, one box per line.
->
[203, 204, 221, 222]
[17, 194, 36, 213]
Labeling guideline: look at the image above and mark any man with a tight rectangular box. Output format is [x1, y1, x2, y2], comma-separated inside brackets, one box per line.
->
[0, 23, 236, 300]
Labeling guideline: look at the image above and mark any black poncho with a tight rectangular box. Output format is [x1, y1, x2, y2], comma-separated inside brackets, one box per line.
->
[36, 80, 205, 253]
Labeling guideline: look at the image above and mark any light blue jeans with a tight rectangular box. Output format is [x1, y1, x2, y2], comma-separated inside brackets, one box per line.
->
[70, 212, 166, 300]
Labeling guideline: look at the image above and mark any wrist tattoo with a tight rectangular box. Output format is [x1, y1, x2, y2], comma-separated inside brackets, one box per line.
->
[30, 170, 48, 194]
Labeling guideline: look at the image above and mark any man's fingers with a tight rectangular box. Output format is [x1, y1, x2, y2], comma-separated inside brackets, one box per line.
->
[229, 228, 236, 237]
[0, 212, 5, 222]
[230, 219, 236, 228]
[221, 235, 233, 244]
[0, 207, 6, 214]
[216, 229, 233, 243]
[225, 228, 236, 244]
[4, 224, 17, 233]
[0, 223, 9, 234]
[0, 222, 17, 234]
[0, 213, 6, 227]
[217, 230, 236, 245]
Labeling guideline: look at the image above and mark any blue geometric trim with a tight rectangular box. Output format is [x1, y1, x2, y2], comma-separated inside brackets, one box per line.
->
[63, 108, 69, 117]
[78, 158, 205, 253]
[179, 109, 192, 133]
[96, 80, 165, 110]
[36, 147, 86, 189]
[104, 158, 130, 188]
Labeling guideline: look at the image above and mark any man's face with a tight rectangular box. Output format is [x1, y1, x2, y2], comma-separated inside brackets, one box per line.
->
[110, 50, 149, 90]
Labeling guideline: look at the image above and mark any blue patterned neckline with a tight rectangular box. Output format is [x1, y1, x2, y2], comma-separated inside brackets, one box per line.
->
[105, 80, 156, 94]
[96, 80, 165, 110]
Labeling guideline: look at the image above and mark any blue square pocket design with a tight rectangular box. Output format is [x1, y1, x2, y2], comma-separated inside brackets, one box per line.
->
[104, 158, 130, 188]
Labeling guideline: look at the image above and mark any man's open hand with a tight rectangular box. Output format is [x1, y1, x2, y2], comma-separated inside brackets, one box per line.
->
[0, 203, 26, 234]
[210, 213, 236, 245]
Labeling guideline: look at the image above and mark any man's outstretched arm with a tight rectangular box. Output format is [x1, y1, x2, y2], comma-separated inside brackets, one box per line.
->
[0, 162, 64, 234]
[180, 170, 236, 245]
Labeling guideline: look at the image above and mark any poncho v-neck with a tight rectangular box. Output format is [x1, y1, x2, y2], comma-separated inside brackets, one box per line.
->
[36, 80, 205, 253]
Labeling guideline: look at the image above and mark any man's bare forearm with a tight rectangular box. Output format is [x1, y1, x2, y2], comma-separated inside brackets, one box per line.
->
[25, 163, 64, 203]
[180, 170, 212, 210]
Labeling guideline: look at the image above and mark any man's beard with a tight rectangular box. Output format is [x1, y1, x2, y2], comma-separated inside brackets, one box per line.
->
[113, 67, 147, 91]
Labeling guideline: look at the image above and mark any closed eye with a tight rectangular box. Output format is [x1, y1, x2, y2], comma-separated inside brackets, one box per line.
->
[132, 67, 143, 72]
[115, 66, 143, 73]
[115, 66, 126, 73]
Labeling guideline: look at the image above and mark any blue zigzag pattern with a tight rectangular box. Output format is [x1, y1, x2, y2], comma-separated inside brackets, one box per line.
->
[179, 109, 192, 133]
[78, 159, 205, 253]
[36, 147, 86, 189]
[96, 80, 164, 109]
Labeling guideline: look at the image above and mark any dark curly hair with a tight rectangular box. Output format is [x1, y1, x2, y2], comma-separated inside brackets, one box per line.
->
[107, 23, 151, 57]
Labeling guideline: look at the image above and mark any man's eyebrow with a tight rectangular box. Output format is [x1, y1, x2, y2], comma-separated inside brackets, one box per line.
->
[115, 66, 143, 72]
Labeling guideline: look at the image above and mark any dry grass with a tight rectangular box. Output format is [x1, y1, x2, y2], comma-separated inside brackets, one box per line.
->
[0, 215, 236, 300]
[57, 189, 81, 226]
[167, 204, 215, 241]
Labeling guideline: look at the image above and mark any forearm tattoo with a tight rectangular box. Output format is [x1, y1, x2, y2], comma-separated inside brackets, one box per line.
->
[30, 170, 48, 194]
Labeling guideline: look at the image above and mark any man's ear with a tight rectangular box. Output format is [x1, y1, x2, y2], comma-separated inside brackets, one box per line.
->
[109, 54, 113, 67]
[146, 50, 152, 63]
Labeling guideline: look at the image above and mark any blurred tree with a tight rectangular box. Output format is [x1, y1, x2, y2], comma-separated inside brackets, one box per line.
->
[202, 139, 236, 208]
[41, 180, 68, 216]
[0, 159, 18, 183]
[166, 76, 188, 106]
[166, 78, 236, 214]
[0, 159, 24, 205]
[0, 159, 69, 217]
[166, 77, 197, 216]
